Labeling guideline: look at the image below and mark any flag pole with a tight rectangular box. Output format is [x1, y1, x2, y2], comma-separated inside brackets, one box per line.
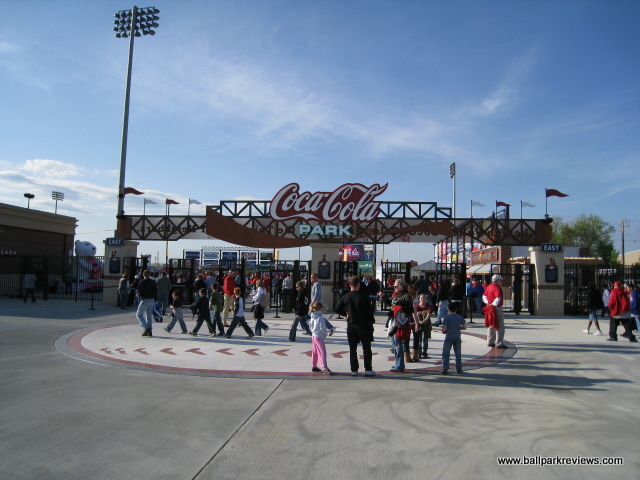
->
[188, 198, 191, 216]
[470, 199, 473, 218]
[520, 200, 523, 219]
[545, 189, 549, 217]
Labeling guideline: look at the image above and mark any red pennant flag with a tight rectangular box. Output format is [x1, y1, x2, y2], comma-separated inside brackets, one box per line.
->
[496, 201, 510, 207]
[546, 189, 568, 198]
[124, 187, 144, 195]
[165, 199, 179, 205]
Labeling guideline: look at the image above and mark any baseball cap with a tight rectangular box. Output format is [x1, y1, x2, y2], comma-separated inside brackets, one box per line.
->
[492, 274, 503, 282]
[613, 281, 622, 287]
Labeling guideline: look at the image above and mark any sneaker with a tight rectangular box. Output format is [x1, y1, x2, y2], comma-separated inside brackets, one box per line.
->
[322, 369, 334, 375]
[225, 335, 231, 339]
[180, 331, 188, 334]
[263, 326, 269, 334]
[189, 332, 197, 337]
[582, 329, 590, 334]
[487, 344, 495, 348]
[209, 333, 216, 337]
[351, 372, 358, 376]
[364, 370, 376, 377]
[390, 367, 404, 372]
[594, 330, 603, 336]
[163, 327, 170, 333]
[248, 333, 255, 339]
[456, 369, 464, 374]
[442, 369, 448, 375]
[606, 338, 617, 341]
[312, 367, 321, 372]
[497, 345, 508, 349]
[329, 328, 335, 336]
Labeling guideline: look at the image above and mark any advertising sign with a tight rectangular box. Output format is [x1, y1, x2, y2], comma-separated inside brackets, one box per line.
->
[270, 183, 388, 223]
[184, 251, 200, 260]
[221, 251, 238, 260]
[203, 251, 219, 260]
[338, 244, 364, 261]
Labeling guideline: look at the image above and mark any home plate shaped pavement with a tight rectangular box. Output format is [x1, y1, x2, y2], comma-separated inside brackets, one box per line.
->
[55, 317, 515, 379]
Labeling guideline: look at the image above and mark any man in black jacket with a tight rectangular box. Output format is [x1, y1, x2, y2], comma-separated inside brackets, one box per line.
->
[335, 276, 376, 377]
[289, 281, 312, 341]
[136, 270, 158, 337]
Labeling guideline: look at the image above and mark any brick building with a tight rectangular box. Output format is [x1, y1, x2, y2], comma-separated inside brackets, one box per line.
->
[0, 202, 77, 256]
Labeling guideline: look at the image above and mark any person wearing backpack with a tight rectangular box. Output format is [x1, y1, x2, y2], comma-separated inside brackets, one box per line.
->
[251, 279, 270, 335]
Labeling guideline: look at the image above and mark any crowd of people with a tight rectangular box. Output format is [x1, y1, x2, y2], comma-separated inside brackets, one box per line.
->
[124, 265, 639, 375]
[584, 280, 639, 342]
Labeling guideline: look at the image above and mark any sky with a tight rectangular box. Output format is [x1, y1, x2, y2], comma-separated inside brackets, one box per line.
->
[1, 0, 639, 264]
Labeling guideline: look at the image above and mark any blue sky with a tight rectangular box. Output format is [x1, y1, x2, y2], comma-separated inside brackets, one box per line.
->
[1, 0, 639, 263]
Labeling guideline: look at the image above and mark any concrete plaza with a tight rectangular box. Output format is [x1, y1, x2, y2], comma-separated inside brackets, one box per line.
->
[0, 298, 638, 480]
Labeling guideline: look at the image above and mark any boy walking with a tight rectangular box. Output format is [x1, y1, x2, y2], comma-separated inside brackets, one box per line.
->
[164, 291, 188, 334]
[209, 282, 225, 336]
[189, 288, 215, 337]
[441, 302, 467, 375]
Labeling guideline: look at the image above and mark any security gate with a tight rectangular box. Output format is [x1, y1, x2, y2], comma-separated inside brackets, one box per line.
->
[564, 263, 640, 315]
[0, 254, 105, 302]
[487, 263, 536, 315]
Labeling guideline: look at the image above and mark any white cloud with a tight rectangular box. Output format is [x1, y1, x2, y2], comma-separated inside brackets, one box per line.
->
[469, 47, 538, 118]
[21, 159, 84, 179]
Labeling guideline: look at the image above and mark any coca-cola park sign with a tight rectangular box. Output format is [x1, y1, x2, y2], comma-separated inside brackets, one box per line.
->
[270, 183, 388, 223]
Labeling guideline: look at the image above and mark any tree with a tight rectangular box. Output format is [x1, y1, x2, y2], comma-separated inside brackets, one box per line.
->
[551, 214, 619, 263]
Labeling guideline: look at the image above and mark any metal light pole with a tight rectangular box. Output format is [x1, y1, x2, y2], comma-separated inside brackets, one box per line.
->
[52, 191, 64, 214]
[24, 193, 35, 209]
[113, 6, 160, 219]
[450, 162, 456, 218]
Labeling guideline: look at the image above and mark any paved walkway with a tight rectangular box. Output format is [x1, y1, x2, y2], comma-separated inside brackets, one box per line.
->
[1, 298, 638, 480]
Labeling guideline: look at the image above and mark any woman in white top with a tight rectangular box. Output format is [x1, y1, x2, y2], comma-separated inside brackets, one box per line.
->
[252, 279, 270, 335]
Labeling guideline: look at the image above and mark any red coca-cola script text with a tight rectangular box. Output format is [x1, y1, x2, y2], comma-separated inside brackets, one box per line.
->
[270, 183, 388, 223]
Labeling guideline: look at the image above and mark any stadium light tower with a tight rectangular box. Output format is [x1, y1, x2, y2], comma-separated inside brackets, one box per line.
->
[113, 6, 160, 220]
[52, 191, 64, 214]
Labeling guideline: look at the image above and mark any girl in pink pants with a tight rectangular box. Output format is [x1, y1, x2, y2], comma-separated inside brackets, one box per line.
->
[308, 303, 333, 375]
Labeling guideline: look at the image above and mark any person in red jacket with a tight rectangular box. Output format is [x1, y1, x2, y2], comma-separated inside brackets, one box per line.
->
[221, 269, 236, 327]
[607, 281, 636, 342]
[483, 274, 507, 348]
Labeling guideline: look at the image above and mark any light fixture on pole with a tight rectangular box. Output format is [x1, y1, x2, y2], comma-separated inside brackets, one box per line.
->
[113, 6, 160, 221]
[52, 191, 64, 214]
[449, 162, 456, 218]
[24, 193, 35, 209]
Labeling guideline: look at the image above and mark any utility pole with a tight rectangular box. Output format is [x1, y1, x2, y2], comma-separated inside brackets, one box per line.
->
[621, 219, 629, 266]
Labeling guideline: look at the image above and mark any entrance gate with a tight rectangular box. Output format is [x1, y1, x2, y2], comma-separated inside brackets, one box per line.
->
[379, 262, 411, 310]
[0, 254, 105, 302]
[564, 263, 640, 315]
[487, 263, 536, 315]
[270, 260, 311, 311]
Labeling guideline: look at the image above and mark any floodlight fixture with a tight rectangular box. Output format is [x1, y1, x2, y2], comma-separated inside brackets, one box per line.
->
[24, 193, 35, 209]
[52, 191, 64, 214]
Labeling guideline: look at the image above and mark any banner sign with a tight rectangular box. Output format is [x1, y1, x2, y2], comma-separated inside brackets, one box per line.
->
[270, 183, 388, 223]
[339, 244, 364, 261]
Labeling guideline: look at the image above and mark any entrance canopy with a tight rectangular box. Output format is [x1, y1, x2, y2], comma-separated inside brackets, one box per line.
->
[117, 182, 552, 248]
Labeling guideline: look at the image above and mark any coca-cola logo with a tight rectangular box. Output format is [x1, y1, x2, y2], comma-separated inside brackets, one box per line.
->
[269, 183, 388, 223]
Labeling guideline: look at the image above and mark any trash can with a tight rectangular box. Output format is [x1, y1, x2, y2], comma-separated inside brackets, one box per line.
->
[281, 290, 293, 313]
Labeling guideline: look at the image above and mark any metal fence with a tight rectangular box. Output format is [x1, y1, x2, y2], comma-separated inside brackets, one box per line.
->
[564, 263, 640, 315]
[0, 255, 105, 302]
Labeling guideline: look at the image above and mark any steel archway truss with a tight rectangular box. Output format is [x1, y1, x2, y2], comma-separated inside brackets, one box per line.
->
[117, 200, 551, 247]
